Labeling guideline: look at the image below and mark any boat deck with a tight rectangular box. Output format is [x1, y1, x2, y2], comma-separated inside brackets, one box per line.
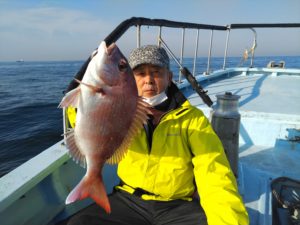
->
[182, 68, 300, 115]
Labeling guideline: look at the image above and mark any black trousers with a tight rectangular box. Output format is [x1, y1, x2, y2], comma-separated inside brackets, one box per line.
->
[67, 190, 207, 225]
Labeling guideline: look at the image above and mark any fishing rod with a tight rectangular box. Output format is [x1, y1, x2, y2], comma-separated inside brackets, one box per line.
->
[158, 37, 213, 107]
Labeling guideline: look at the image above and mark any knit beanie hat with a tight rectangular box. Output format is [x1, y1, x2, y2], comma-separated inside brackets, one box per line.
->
[128, 45, 170, 70]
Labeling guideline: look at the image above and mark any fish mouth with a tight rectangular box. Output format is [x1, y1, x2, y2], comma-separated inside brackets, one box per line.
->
[107, 43, 117, 56]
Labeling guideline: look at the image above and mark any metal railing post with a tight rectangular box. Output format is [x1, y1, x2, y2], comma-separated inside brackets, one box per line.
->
[223, 28, 231, 70]
[179, 28, 185, 83]
[249, 28, 257, 68]
[206, 30, 214, 75]
[62, 108, 68, 144]
[193, 29, 200, 76]
[158, 26, 162, 47]
[137, 25, 141, 48]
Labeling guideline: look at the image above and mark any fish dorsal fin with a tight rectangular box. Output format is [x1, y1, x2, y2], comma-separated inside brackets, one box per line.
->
[106, 97, 152, 164]
[58, 86, 81, 108]
[64, 129, 86, 168]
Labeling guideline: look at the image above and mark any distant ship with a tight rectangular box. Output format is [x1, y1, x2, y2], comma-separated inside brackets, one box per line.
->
[16, 59, 24, 62]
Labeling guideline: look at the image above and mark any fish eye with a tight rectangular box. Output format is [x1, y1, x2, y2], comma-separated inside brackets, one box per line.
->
[118, 59, 128, 72]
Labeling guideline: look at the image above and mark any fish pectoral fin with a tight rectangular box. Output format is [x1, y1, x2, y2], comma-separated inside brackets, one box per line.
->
[74, 79, 104, 94]
[64, 129, 86, 168]
[106, 97, 152, 164]
[58, 86, 81, 108]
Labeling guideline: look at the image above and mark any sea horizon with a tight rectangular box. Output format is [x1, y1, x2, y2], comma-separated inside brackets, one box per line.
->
[1, 54, 299, 63]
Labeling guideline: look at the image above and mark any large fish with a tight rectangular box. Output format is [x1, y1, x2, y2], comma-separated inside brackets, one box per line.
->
[59, 41, 150, 213]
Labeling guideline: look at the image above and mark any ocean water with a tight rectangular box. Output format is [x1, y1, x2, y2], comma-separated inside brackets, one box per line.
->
[0, 56, 299, 177]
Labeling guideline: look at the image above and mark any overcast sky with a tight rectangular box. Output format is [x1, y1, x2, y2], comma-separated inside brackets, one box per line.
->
[0, 0, 299, 61]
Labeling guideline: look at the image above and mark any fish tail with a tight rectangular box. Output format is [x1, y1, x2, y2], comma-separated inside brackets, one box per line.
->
[65, 175, 111, 213]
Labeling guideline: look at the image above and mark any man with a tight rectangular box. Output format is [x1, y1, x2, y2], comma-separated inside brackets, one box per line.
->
[67, 45, 249, 225]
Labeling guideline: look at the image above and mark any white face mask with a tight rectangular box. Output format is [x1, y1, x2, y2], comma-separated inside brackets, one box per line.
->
[142, 91, 168, 107]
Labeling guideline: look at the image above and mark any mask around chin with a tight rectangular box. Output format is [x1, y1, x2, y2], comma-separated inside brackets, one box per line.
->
[142, 91, 168, 107]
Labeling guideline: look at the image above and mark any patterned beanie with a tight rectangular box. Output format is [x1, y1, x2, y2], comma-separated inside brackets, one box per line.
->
[128, 45, 170, 70]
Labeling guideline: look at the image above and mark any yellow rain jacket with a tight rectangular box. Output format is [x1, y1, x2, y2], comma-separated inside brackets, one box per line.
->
[66, 99, 249, 225]
[116, 100, 249, 225]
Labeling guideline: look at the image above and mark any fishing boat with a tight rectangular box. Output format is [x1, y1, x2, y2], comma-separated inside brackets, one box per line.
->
[0, 17, 299, 225]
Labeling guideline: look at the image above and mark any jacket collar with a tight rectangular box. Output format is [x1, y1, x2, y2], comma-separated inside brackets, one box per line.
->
[154, 82, 187, 112]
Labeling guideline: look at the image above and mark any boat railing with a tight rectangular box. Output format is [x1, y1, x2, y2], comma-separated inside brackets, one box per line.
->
[65, 17, 300, 94]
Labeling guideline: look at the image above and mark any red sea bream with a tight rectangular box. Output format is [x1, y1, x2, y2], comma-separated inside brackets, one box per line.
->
[59, 41, 150, 213]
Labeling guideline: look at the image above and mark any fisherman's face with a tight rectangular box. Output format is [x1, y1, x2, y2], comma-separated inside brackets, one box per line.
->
[133, 64, 172, 98]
